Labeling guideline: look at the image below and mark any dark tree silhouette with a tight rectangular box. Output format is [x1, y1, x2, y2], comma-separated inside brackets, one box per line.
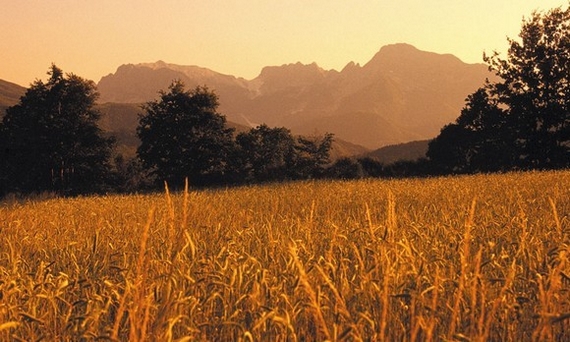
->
[484, 5, 570, 169]
[326, 157, 363, 179]
[235, 124, 296, 182]
[290, 133, 334, 179]
[428, 5, 570, 172]
[357, 157, 385, 177]
[428, 88, 513, 173]
[0, 65, 114, 195]
[136, 81, 235, 187]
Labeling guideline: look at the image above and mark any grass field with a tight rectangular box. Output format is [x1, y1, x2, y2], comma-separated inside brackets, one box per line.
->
[0, 170, 569, 341]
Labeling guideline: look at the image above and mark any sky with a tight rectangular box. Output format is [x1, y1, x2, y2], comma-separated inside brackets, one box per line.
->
[1, 0, 568, 86]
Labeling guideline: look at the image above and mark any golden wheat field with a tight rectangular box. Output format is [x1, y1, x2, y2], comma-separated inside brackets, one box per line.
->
[0, 170, 569, 341]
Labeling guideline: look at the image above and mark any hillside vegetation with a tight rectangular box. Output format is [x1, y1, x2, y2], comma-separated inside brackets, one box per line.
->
[1, 171, 569, 340]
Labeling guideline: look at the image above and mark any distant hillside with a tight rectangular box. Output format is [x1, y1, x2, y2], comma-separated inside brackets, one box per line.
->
[97, 44, 493, 149]
[330, 139, 370, 160]
[365, 140, 430, 164]
[0, 79, 26, 117]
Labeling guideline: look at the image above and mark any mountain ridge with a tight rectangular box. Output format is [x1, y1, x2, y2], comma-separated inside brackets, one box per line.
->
[2, 43, 493, 151]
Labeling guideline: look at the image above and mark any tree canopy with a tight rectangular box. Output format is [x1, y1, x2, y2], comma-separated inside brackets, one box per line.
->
[136, 81, 236, 187]
[0, 65, 114, 195]
[290, 133, 334, 179]
[235, 124, 297, 183]
[428, 5, 570, 173]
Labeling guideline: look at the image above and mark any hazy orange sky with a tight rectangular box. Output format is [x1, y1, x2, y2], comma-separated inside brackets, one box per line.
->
[1, 0, 567, 86]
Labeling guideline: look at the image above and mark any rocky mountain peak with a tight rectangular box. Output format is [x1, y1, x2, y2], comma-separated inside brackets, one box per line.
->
[258, 62, 327, 80]
[364, 43, 468, 75]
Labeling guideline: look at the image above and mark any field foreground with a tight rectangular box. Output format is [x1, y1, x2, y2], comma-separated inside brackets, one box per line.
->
[1, 171, 569, 341]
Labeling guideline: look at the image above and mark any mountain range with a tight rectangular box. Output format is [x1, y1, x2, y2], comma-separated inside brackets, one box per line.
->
[97, 43, 493, 149]
[1, 43, 494, 161]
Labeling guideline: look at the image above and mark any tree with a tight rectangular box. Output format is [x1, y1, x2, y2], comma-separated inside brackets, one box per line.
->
[427, 123, 474, 174]
[0, 65, 114, 195]
[357, 157, 385, 177]
[290, 133, 334, 179]
[235, 124, 296, 182]
[484, 5, 570, 168]
[111, 154, 155, 193]
[428, 5, 570, 172]
[326, 157, 363, 179]
[427, 88, 513, 173]
[136, 82, 235, 187]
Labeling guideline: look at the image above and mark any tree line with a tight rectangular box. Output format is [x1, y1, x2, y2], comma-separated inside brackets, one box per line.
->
[1, 5, 569, 197]
[0, 69, 335, 196]
[136, 81, 334, 189]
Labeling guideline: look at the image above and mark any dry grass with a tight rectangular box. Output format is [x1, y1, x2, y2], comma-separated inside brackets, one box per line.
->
[0, 170, 569, 341]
